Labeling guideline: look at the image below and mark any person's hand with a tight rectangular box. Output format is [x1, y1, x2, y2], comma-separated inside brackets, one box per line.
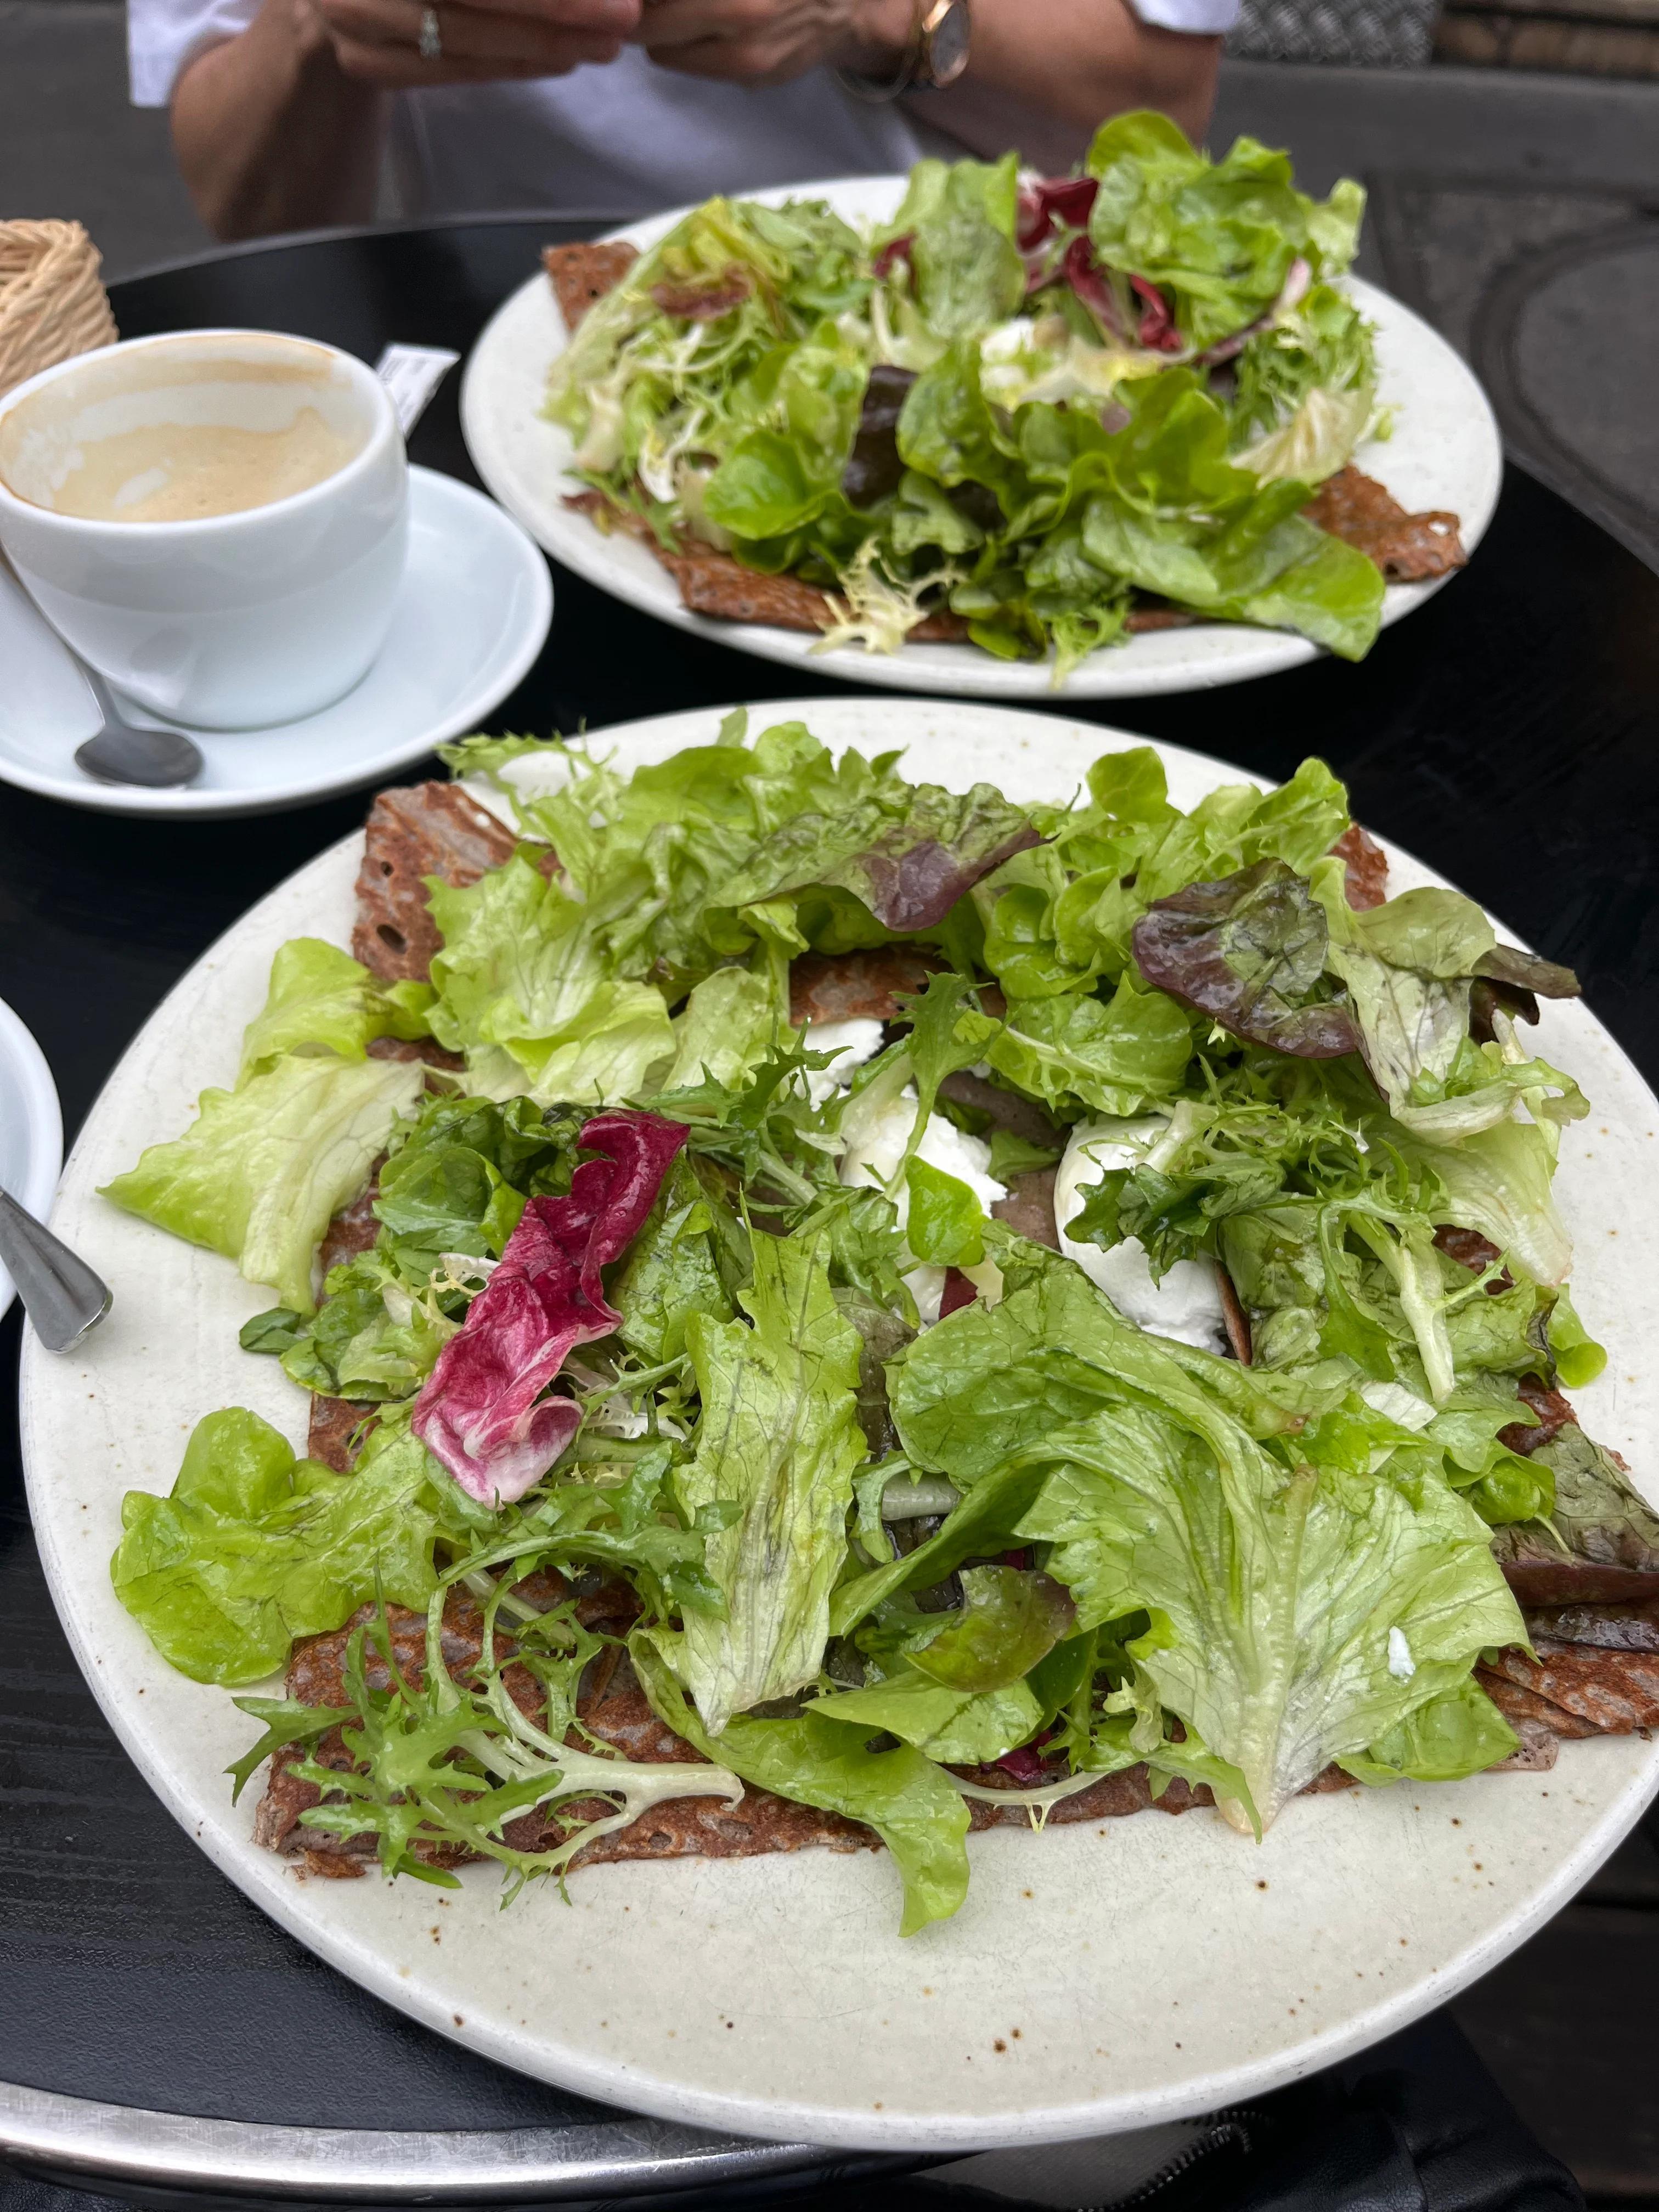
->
[633, 0, 915, 88]
[311, 0, 641, 89]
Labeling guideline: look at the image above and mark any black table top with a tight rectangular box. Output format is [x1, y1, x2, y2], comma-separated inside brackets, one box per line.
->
[2, 216, 1657, 2181]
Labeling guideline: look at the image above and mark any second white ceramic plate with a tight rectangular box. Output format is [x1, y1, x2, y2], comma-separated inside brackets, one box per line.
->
[461, 177, 1502, 699]
[19, 698, 1658, 2154]
[0, 469, 552, 820]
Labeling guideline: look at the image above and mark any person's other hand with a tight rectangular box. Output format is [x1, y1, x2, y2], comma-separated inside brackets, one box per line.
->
[633, 0, 914, 87]
[313, 0, 640, 89]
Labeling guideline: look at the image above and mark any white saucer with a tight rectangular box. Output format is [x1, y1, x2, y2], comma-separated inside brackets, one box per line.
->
[0, 467, 552, 819]
[0, 995, 63, 1324]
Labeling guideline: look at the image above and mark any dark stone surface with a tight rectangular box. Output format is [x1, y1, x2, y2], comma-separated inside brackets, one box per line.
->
[1, 208, 1657, 2196]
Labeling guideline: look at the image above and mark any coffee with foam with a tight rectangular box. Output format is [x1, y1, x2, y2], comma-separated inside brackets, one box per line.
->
[0, 335, 370, 523]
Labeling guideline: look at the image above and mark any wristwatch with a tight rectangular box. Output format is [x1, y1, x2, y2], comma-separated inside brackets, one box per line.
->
[837, 0, 972, 100]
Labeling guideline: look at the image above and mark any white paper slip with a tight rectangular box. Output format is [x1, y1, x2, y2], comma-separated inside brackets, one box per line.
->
[375, 343, 461, 436]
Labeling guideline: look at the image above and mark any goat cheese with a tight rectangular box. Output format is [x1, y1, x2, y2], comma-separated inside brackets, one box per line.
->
[1053, 1116, 1228, 1352]
[839, 1082, 1007, 1324]
[799, 1017, 883, 1106]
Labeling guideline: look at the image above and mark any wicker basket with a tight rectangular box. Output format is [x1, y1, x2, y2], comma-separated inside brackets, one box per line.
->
[0, 220, 119, 402]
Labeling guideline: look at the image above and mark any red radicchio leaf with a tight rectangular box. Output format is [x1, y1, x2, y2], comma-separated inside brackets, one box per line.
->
[995, 1743, 1055, 1785]
[873, 233, 915, 281]
[1016, 175, 1099, 251]
[939, 1267, 978, 1319]
[1058, 236, 1124, 338]
[411, 1110, 688, 1505]
[1131, 276, 1183, 354]
[649, 268, 754, 321]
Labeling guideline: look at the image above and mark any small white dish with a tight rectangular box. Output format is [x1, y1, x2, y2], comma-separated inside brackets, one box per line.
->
[461, 177, 1503, 701]
[0, 995, 64, 1324]
[0, 467, 551, 819]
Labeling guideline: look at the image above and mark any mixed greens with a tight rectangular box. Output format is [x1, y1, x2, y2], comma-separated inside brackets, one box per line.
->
[104, 717, 1624, 1934]
[548, 114, 1395, 674]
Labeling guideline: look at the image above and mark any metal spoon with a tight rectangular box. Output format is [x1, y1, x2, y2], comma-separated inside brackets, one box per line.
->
[0, 1186, 112, 1353]
[72, 664, 205, 789]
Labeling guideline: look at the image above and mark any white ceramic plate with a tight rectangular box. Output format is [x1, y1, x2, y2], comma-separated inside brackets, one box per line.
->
[0, 469, 551, 820]
[0, 995, 63, 1324]
[19, 698, 1659, 2154]
[461, 178, 1502, 700]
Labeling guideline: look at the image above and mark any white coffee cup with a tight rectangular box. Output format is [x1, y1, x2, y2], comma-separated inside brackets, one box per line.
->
[0, 329, 407, 729]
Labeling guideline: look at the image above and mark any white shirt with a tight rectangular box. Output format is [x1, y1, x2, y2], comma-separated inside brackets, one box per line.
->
[128, 0, 1238, 221]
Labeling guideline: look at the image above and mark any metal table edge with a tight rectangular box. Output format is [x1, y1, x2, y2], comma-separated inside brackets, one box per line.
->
[0, 2081, 862, 2203]
[109, 211, 648, 290]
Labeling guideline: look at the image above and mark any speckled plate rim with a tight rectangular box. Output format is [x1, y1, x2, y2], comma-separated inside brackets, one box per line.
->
[460, 179, 1502, 700]
[18, 698, 1659, 2155]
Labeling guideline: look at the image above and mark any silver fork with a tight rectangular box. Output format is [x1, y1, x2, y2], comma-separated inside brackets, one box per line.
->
[0, 1187, 112, 1353]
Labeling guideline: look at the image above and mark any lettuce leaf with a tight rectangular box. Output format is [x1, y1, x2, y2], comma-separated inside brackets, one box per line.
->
[607, 1153, 738, 1365]
[665, 1229, 866, 1734]
[890, 1264, 1128, 1485]
[426, 854, 675, 1103]
[703, 317, 870, 539]
[981, 750, 1352, 995]
[101, 1053, 423, 1314]
[1085, 111, 1364, 351]
[887, 150, 1021, 241]
[1130, 860, 1359, 1058]
[830, 1457, 1054, 1636]
[661, 962, 780, 1091]
[373, 1093, 572, 1274]
[634, 1637, 971, 1936]
[904, 1564, 1075, 1691]
[808, 1666, 1044, 1764]
[976, 978, 1194, 1119]
[238, 939, 431, 1080]
[893, 1268, 1523, 1827]
[111, 1410, 442, 1686]
[1338, 1676, 1517, 1786]
[1231, 283, 1376, 479]
[704, 767, 1039, 944]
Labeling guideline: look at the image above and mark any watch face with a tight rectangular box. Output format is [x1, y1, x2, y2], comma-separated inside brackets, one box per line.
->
[926, 0, 971, 83]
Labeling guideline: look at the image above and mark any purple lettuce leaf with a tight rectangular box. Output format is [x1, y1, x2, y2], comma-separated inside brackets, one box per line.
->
[1132, 859, 1361, 1058]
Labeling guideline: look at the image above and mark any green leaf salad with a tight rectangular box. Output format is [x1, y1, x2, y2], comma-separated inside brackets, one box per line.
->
[545, 115, 1403, 676]
[103, 716, 1647, 1936]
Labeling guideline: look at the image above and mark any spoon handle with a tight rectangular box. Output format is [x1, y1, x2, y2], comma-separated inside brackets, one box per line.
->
[78, 661, 123, 725]
[0, 1186, 112, 1353]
